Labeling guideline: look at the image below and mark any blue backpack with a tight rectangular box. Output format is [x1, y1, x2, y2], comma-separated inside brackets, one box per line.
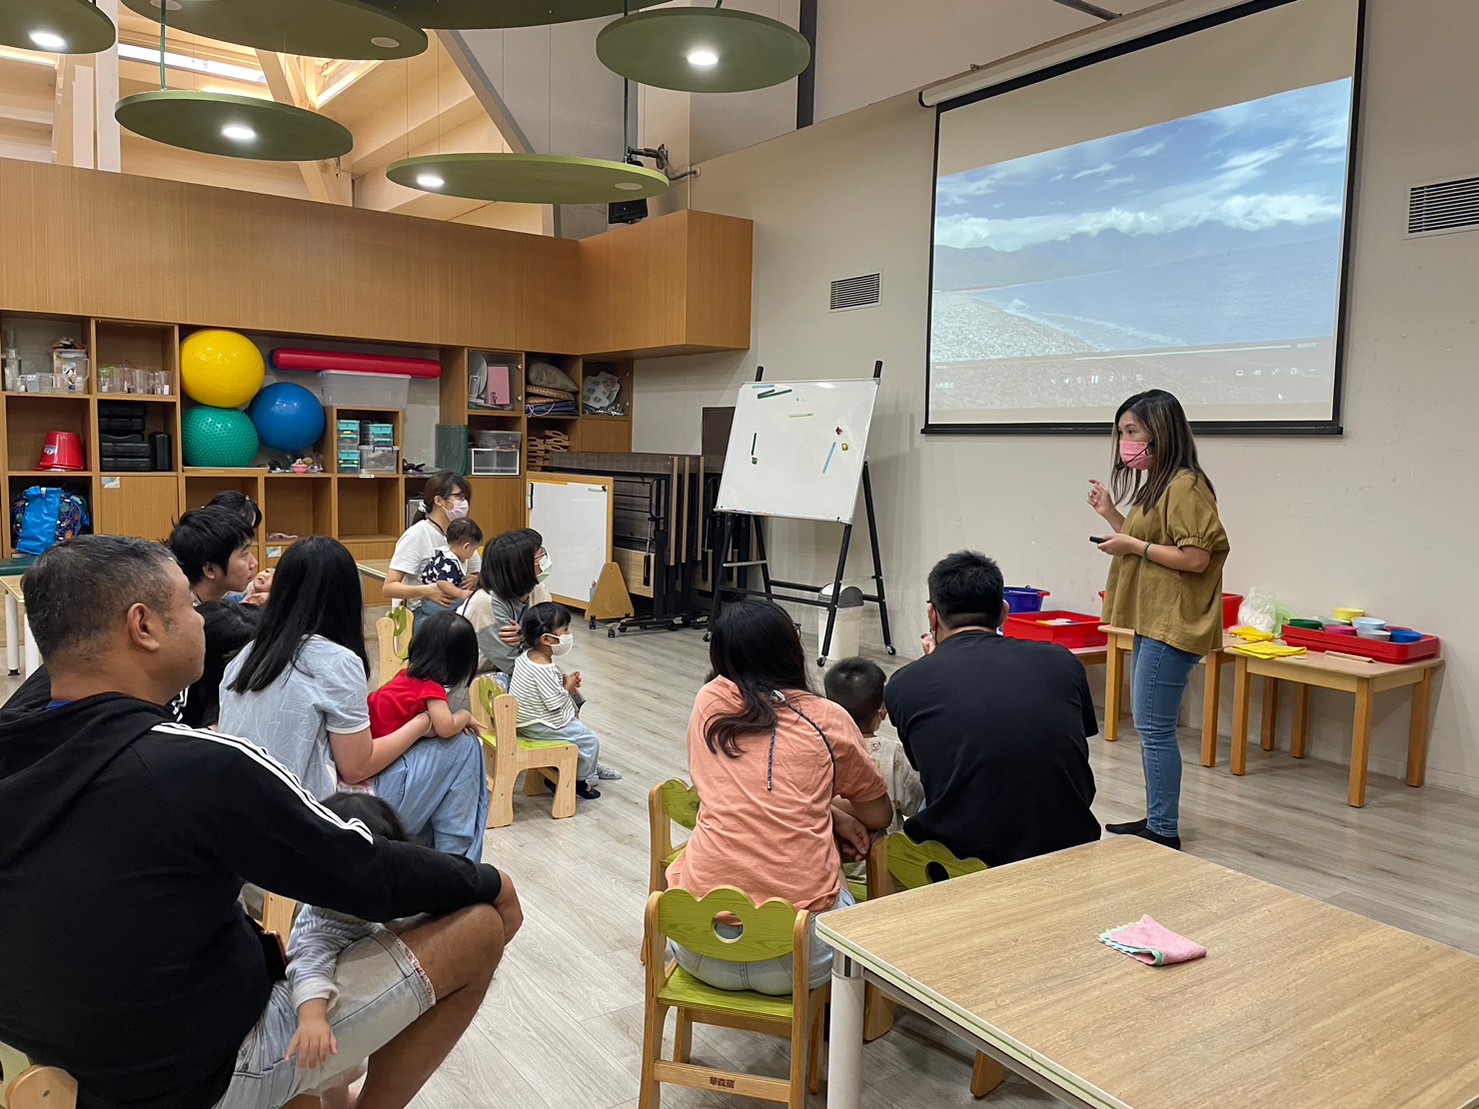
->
[10, 486, 91, 555]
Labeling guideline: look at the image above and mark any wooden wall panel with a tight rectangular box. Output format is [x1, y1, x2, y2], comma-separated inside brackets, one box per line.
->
[0, 160, 750, 358]
[685, 210, 754, 350]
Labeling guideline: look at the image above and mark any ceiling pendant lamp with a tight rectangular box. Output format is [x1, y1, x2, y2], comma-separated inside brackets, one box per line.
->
[386, 152, 668, 205]
[120, 0, 426, 61]
[0, 0, 117, 55]
[596, 6, 811, 93]
[116, 90, 355, 161]
[365, 0, 666, 30]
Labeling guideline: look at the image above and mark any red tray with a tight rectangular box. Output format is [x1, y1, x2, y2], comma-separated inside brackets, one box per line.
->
[1003, 610, 1108, 649]
[1279, 624, 1441, 663]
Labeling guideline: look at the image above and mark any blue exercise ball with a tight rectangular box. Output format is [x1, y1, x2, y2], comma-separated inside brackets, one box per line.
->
[248, 381, 326, 453]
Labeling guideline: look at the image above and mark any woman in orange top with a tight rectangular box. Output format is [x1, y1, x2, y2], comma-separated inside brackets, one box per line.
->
[667, 600, 891, 996]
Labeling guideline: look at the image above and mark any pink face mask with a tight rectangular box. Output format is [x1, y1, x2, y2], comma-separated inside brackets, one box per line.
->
[1119, 439, 1153, 470]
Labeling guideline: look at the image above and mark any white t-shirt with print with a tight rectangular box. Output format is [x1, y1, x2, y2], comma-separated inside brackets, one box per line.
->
[389, 519, 482, 582]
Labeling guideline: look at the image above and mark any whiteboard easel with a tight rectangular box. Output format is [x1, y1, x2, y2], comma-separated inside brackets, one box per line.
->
[708, 362, 895, 665]
[527, 474, 614, 611]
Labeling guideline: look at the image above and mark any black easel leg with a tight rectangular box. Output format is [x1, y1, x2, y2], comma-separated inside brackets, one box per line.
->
[754, 519, 774, 602]
[861, 463, 894, 654]
[819, 523, 853, 666]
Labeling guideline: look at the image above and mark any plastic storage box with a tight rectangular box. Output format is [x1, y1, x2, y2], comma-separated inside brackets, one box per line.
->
[337, 447, 361, 473]
[319, 371, 410, 408]
[1002, 610, 1108, 649]
[359, 445, 399, 473]
[470, 437, 521, 475]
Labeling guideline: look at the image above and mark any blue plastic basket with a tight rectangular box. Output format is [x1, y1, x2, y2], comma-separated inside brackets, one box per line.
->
[1003, 587, 1050, 614]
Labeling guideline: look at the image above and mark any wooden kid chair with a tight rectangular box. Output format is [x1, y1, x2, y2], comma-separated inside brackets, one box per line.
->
[470, 675, 578, 828]
[647, 778, 700, 894]
[260, 891, 297, 943]
[375, 605, 413, 685]
[3, 1055, 76, 1109]
[863, 833, 1003, 1098]
[639, 887, 828, 1109]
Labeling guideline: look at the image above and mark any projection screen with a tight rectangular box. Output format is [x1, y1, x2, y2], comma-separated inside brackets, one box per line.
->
[926, 0, 1364, 433]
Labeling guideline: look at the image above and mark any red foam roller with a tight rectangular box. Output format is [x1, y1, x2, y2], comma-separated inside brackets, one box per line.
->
[270, 348, 441, 378]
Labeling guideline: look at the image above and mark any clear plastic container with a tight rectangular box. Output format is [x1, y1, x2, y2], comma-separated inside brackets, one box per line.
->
[359, 444, 399, 473]
[318, 370, 410, 408]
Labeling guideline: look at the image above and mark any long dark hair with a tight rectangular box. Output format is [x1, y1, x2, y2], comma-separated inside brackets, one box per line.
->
[227, 535, 369, 693]
[480, 527, 542, 601]
[704, 600, 811, 758]
[405, 610, 480, 688]
[1109, 389, 1215, 510]
[414, 470, 471, 523]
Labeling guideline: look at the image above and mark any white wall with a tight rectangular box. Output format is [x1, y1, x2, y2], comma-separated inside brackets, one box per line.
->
[632, 0, 1479, 794]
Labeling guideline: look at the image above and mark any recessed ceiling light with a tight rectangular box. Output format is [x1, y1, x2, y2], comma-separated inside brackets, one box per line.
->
[416, 172, 445, 189]
[686, 48, 718, 67]
[221, 123, 256, 142]
[29, 30, 67, 51]
[370, 36, 400, 48]
[614, 181, 643, 191]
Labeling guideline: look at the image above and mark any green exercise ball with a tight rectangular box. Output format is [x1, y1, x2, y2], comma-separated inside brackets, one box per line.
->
[182, 405, 259, 468]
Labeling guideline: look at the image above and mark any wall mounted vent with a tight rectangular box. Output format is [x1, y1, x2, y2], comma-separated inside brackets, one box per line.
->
[830, 272, 881, 311]
[1408, 176, 1479, 237]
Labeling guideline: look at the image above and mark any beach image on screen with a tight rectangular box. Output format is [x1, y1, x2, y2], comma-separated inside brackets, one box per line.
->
[929, 78, 1355, 424]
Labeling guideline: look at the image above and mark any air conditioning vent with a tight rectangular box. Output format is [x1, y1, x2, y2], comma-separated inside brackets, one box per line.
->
[1408, 176, 1479, 237]
[830, 272, 881, 311]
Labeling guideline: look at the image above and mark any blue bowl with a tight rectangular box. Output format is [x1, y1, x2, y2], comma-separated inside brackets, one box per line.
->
[1389, 628, 1423, 644]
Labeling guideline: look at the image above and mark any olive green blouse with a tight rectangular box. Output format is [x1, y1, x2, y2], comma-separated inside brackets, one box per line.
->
[1103, 469, 1230, 656]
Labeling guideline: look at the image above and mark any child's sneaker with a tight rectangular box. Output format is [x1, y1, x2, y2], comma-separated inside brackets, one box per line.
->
[596, 765, 622, 781]
[576, 781, 602, 800]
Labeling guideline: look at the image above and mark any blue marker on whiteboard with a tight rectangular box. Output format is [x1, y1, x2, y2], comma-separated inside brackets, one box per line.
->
[823, 442, 837, 474]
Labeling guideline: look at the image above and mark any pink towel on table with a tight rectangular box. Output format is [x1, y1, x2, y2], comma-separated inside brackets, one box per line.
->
[1099, 915, 1206, 966]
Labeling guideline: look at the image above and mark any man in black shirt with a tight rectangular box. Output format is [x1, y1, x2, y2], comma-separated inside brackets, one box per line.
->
[0, 535, 520, 1109]
[884, 550, 1099, 867]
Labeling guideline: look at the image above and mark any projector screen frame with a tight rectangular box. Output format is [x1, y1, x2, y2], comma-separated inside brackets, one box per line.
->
[922, 0, 1368, 438]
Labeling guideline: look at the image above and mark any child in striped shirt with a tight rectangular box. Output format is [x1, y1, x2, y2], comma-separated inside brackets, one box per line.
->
[509, 602, 617, 800]
[283, 792, 416, 1109]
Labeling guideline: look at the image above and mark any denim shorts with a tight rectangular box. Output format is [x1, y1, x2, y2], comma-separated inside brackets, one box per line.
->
[210, 929, 435, 1109]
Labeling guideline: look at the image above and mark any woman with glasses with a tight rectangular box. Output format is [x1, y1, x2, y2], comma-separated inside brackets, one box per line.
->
[382, 471, 479, 613]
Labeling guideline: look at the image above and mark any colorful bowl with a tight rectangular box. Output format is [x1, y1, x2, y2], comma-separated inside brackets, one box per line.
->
[1288, 618, 1324, 630]
[1389, 628, 1423, 644]
[1324, 625, 1358, 637]
[1356, 627, 1392, 641]
[1352, 616, 1387, 631]
[1332, 607, 1365, 622]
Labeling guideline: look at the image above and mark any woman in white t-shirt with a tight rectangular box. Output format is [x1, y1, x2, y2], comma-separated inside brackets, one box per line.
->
[218, 536, 489, 859]
[383, 472, 482, 613]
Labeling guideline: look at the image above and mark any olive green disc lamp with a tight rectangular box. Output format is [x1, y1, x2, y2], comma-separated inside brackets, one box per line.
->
[120, 0, 426, 60]
[0, 0, 117, 55]
[596, 7, 811, 93]
[367, 0, 666, 29]
[116, 91, 354, 161]
[387, 153, 668, 204]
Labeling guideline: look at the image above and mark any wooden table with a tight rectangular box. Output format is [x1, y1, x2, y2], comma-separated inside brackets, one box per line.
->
[1230, 648, 1444, 807]
[1100, 627, 1237, 767]
[821, 836, 1479, 1109]
[1, 576, 37, 677]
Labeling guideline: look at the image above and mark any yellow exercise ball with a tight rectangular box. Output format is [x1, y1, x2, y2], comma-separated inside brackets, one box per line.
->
[180, 329, 265, 408]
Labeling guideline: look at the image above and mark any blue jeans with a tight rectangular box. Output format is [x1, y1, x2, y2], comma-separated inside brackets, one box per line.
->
[520, 715, 601, 785]
[671, 886, 855, 996]
[1131, 635, 1202, 837]
[373, 732, 489, 862]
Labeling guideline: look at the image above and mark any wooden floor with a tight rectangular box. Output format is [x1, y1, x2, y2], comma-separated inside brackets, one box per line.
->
[9, 614, 1479, 1108]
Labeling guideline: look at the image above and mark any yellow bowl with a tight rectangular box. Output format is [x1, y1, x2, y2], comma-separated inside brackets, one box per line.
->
[1332, 607, 1365, 622]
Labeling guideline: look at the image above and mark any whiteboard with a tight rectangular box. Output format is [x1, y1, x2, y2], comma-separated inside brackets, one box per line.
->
[716, 378, 879, 523]
[527, 475, 613, 611]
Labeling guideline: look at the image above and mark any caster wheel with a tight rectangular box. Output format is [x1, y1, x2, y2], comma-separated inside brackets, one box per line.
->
[608, 628, 616, 638]
[618, 626, 629, 635]
[817, 657, 826, 667]
[588, 618, 596, 630]
[886, 646, 897, 655]
[703, 632, 711, 642]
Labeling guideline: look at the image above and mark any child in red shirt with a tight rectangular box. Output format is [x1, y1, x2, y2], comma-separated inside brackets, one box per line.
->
[369, 610, 480, 740]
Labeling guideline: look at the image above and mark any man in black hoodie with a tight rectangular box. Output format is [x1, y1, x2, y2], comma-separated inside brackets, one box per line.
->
[0, 535, 521, 1109]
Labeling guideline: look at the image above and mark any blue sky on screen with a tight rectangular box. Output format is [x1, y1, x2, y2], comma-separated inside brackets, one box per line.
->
[935, 79, 1353, 253]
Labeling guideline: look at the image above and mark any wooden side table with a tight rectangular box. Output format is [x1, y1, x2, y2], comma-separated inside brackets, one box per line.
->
[1100, 627, 1236, 766]
[1229, 649, 1444, 807]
